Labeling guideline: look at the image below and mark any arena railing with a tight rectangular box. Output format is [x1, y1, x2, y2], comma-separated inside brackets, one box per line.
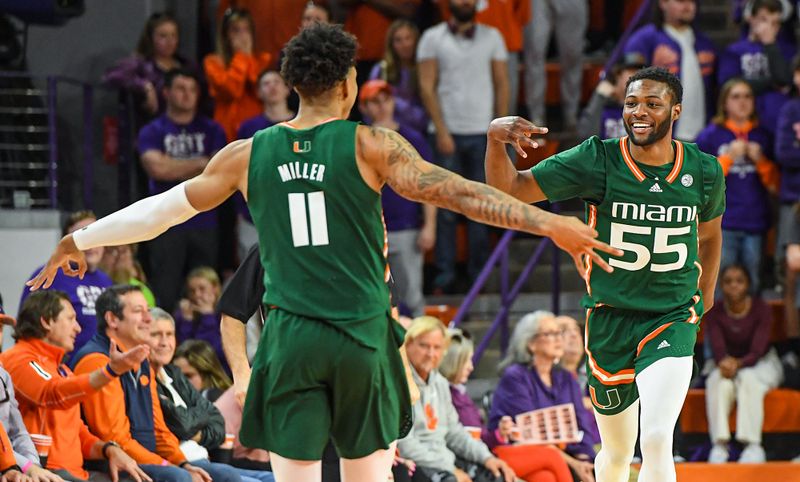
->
[459, 0, 653, 367]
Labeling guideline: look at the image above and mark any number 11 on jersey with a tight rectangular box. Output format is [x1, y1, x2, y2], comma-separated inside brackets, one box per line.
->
[288, 191, 330, 247]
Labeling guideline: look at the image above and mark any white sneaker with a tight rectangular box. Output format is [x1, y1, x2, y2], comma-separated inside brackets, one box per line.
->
[708, 444, 729, 463]
[738, 444, 766, 463]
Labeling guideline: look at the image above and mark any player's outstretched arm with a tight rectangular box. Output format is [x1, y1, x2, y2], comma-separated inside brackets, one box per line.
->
[361, 125, 621, 277]
[484, 116, 548, 204]
[698, 216, 723, 312]
[27, 139, 251, 290]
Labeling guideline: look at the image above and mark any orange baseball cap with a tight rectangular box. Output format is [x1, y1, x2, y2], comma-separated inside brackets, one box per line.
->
[359, 79, 393, 103]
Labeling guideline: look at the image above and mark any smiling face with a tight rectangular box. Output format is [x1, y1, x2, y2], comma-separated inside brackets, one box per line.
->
[149, 318, 176, 368]
[406, 328, 446, 381]
[109, 291, 153, 347]
[623, 79, 680, 146]
[42, 299, 81, 352]
[527, 316, 564, 362]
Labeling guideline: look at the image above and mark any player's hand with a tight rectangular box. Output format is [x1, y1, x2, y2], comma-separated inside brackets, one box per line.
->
[233, 365, 252, 408]
[27, 234, 87, 291]
[436, 130, 456, 156]
[484, 457, 515, 482]
[487, 116, 548, 158]
[545, 215, 622, 279]
[108, 339, 150, 375]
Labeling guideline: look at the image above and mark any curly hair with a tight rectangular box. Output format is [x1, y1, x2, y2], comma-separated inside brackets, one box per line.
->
[281, 23, 357, 98]
[625, 66, 683, 106]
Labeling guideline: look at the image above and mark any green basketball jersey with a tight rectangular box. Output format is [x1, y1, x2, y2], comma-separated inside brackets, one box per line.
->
[531, 136, 725, 313]
[247, 119, 391, 345]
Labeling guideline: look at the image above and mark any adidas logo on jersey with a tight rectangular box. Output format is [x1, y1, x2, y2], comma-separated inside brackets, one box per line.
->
[649, 182, 662, 193]
[657, 340, 671, 350]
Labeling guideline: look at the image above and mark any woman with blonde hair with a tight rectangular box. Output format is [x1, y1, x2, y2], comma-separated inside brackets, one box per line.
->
[203, 7, 272, 140]
[174, 339, 232, 402]
[174, 266, 229, 374]
[441, 328, 573, 482]
[368, 19, 428, 133]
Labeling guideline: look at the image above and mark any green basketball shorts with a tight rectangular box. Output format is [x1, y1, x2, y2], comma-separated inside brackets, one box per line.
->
[239, 308, 412, 460]
[585, 295, 703, 416]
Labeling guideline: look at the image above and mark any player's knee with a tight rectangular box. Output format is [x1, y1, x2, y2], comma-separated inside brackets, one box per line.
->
[598, 445, 635, 467]
[640, 427, 673, 455]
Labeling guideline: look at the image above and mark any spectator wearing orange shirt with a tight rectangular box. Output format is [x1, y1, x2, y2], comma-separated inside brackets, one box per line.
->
[0, 290, 150, 482]
[69, 285, 233, 482]
[436, 0, 531, 113]
[203, 8, 271, 141]
[0, 423, 28, 482]
[340, 0, 421, 86]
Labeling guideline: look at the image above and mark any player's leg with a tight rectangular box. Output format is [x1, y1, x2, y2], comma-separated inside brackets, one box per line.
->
[593, 399, 639, 482]
[269, 454, 322, 482]
[340, 441, 397, 482]
[636, 356, 693, 482]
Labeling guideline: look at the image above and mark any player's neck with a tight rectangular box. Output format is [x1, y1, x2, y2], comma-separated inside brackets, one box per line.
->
[291, 103, 344, 128]
[629, 138, 675, 167]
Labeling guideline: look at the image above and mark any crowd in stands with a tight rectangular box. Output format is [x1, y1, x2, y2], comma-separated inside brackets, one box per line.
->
[6, 0, 800, 480]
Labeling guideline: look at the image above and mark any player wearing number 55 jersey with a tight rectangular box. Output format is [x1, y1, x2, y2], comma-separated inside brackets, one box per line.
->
[486, 67, 725, 482]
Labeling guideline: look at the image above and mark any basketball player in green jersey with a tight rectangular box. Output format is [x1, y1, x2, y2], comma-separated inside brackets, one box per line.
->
[486, 67, 725, 482]
[28, 24, 619, 482]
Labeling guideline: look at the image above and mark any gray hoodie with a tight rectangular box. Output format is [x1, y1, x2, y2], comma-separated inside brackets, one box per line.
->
[398, 365, 493, 472]
[0, 367, 39, 468]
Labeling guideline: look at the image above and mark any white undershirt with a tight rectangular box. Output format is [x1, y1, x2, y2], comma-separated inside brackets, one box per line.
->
[664, 25, 705, 141]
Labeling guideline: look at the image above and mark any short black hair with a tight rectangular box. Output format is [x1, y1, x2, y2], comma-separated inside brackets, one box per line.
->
[95, 284, 141, 333]
[164, 67, 199, 88]
[751, 0, 783, 15]
[281, 23, 357, 98]
[625, 66, 683, 105]
[15, 290, 71, 341]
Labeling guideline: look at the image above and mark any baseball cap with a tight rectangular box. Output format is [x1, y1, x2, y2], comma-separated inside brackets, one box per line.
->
[359, 79, 393, 103]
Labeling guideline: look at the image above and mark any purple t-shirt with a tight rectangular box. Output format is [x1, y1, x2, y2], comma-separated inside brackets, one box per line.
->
[489, 363, 598, 460]
[695, 123, 773, 232]
[137, 114, 227, 229]
[369, 63, 430, 134]
[775, 98, 800, 202]
[19, 267, 112, 353]
[600, 105, 625, 140]
[235, 114, 280, 223]
[173, 309, 230, 375]
[381, 125, 434, 232]
[718, 39, 795, 134]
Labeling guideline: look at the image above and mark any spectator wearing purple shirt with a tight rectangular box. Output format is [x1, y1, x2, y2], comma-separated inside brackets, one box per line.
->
[695, 79, 779, 292]
[489, 311, 598, 477]
[733, 0, 798, 54]
[19, 211, 112, 353]
[577, 61, 643, 140]
[718, 0, 794, 135]
[623, 0, 716, 141]
[137, 68, 227, 312]
[369, 20, 429, 135]
[234, 69, 295, 261]
[704, 264, 783, 463]
[359, 80, 436, 317]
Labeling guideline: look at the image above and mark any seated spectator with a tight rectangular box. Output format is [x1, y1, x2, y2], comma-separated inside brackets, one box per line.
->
[104, 12, 202, 123]
[696, 79, 778, 292]
[149, 308, 274, 482]
[556, 316, 592, 412]
[203, 8, 272, 141]
[99, 244, 156, 308]
[733, 0, 797, 57]
[624, 0, 716, 141]
[705, 264, 783, 463]
[368, 20, 429, 133]
[398, 316, 515, 482]
[70, 285, 227, 482]
[490, 311, 597, 482]
[174, 340, 232, 403]
[577, 61, 644, 140]
[777, 55, 800, 362]
[359, 80, 435, 317]
[174, 267, 228, 374]
[20, 211, 112, 354]
[440, 328, 573, 482]
[137, 68, 227, 312]
[718, 0, 794, 134]
[0, 422, 30, 482]
[0, 291, 150, 482]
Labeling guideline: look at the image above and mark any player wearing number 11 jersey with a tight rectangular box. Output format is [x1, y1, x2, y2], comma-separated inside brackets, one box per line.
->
[486, 67, 725, 482]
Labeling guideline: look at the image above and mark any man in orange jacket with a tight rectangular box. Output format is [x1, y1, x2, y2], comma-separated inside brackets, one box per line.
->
[0, 290, 151, 482]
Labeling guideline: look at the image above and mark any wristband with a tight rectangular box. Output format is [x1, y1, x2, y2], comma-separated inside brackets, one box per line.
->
[102, 440, 120, 459]
[20, 461, 32, 474]
[102, 363, 121, 379]
[160, 459, 169, 466]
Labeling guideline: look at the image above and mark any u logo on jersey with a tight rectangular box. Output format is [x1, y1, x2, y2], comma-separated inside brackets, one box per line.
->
[590, 386, 622, 410]
[293, 140, 311, 153]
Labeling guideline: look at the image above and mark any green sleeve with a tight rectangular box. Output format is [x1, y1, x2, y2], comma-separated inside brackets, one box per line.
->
[699, 154, 726, 221]
[530, 136, 606, 204]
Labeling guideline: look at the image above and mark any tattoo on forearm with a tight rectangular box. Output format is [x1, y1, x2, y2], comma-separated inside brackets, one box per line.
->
[369, 127, 545, 233]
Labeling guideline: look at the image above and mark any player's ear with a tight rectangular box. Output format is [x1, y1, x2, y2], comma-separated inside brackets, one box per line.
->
[671, 102, 681, 122]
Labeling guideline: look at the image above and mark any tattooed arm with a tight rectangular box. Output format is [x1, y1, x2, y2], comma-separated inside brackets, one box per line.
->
[357, 125, 620, 276]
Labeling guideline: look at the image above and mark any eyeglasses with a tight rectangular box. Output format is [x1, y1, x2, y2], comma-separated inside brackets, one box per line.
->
[535, 330, 566, 340]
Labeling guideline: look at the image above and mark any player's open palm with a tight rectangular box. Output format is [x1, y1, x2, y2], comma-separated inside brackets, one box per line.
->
[26, 234, 86, 291]
[548, 216, 621, 279]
